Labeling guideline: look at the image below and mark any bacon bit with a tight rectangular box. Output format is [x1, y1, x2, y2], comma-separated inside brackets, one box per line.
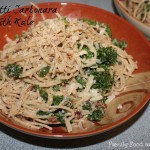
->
[14, 77, 20, 80]
[24, 34, 33, 39]
[94, 28, 100, 33]
[5, 56, 9, 59]
[24, 35, 28, 39]
[30, 86, 35, 91]
[75, 111, 83, 120]
[58, 43, 63, 47]
[67, 53, 73, 59]
[17, 38, 22, 43]
[16, 115, 23, 119]
[48, 116, 58, 123]
[15, 49, 21, 52]
[39, 127, 49, 132]
[28, 86, 34, 91]
[95, 101, 107, 109]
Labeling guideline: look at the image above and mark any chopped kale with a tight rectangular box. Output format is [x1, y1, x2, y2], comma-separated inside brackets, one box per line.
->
[61, 16, 69, 24]
[33, 85, 40, 92]
[53, 109, 66, 124]
[116, 60, 122, 65]
[62, 79, 68, 84]
[14, 34, 19, 39]
[79, 18, 97, 26]
[146, 4, 150, 12]
[101, 97, 108, 103]
[64, 97, 74, 109]
[36, 110, 50, 116]
[38, 66, 50, 77]
[88, 107, 104, 121]
[96, 46, 117, 66]
[104, 24, 112, 37]
[112, 38, 127, 50]
[52, 95, 64, 105]
[52, 85, 60, 92]
[82, 102, 92, 111]
[82, 45, 94, 59]
[6, 64, 23, 78]
[66, 101, 74, 109]
[77, 43, 81, 49]
[89, 70, 114, 91]
[0, 74, 2, 80]
[33, 85, 48, 102]
[140, 13, 144, 20]
[97, 21, 101, 27]
[77, 43, 94, 59]
[44, 22, 48, 26]
[39, 88, 48, 102]
[75, 76, 86, 87]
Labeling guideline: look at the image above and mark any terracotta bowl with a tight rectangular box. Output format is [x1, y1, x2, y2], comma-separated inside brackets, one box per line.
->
[0, 2, 150, 139]
[114, 0, 150, 40]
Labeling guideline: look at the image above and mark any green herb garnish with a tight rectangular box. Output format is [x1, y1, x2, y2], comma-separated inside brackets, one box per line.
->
[75, 76, 86, 87]
[52, 95, 64, 105]
[82, 102, 92, 111]
[116, 60, 122, 65]
[78, 44, 94, 59]
[33, 85, 40, 92]
[44, 22, 48, 26]
[62, 79, 68, 84]
[104, 24, 112, 37]
[0, 74, 2, 80]
[38, 66, 50, 77]
[89, 70, 114, 91]
[101, 97, 107, 103]
[88, 107, 104, 121]
[39, 88, 48, 102]
[61, 16, 69, 24]
[112, 38, 127, 50]
[33, 85, 48, 102]
[146, 4, 150, 12]
[14, 34, 19, 39]
[82, 45, 94, 59]
[53, 109, 66, 124]
[77, 43, 81, 49]
[6, 64, 23, 78]
[66, 100, 74, 109]
[96, 46, 117, 66]
[36, 110, 50, 116]
[80, 18, 97, 26]
[140, 13, 144, 20]
[52, 85, 60, 92]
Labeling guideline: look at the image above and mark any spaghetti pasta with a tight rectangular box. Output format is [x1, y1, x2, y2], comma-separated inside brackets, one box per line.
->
[118, 0, 150, 26]
[0, 15, 137, 132]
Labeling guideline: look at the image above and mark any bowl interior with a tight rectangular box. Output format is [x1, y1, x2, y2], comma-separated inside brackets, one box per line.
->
[0, 2, 150, 139]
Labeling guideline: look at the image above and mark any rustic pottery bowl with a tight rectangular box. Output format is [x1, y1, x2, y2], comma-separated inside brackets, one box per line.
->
[0, 2, 150, 139]
[114, 0, 150, 40]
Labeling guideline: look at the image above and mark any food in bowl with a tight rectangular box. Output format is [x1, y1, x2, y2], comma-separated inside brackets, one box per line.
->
[117, 0, 150, 27]
[0, 14, 137, 133]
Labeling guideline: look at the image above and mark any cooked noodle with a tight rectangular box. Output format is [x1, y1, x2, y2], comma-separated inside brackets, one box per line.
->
[118, 0, 150, 26]
[0, 14, 137, 132]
